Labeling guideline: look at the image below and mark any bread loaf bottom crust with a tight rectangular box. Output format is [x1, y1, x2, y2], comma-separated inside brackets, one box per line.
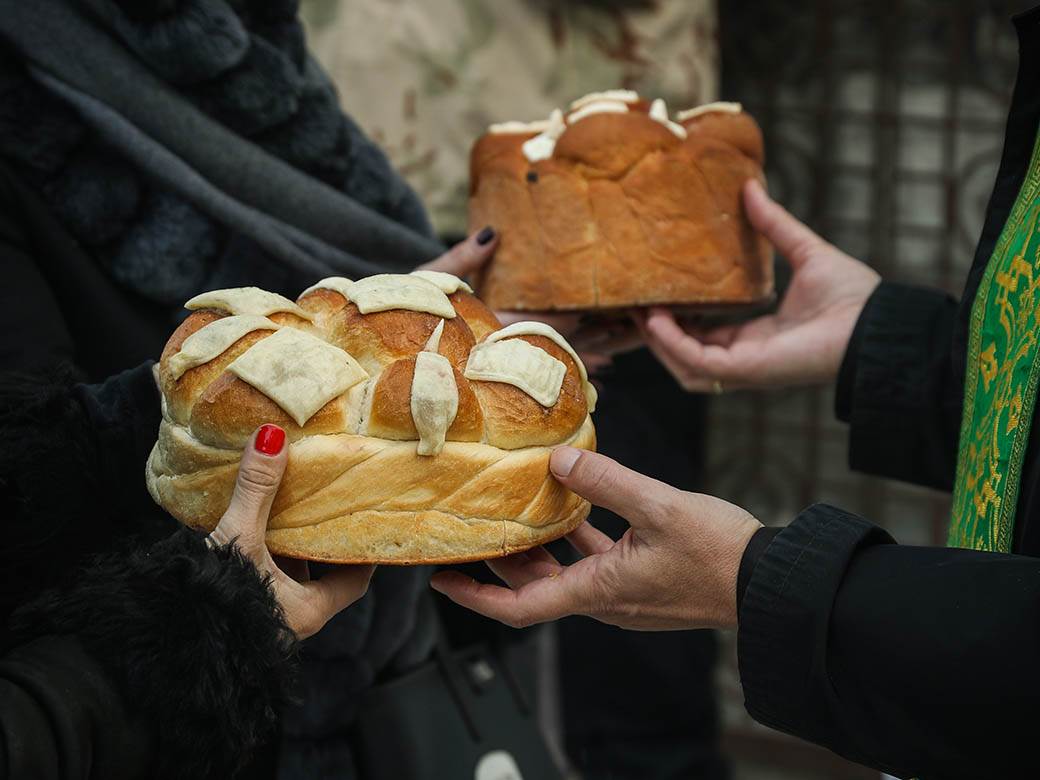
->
[262, 503, 590, 565]
[146, 417, 595, 564]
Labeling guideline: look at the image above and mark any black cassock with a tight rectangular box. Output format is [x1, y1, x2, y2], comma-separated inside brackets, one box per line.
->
[736, 6, 1040, 779]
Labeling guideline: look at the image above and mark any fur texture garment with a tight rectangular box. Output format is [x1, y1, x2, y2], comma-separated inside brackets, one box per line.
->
[0, 364, 173, 624]
[9, 528, 299, 779]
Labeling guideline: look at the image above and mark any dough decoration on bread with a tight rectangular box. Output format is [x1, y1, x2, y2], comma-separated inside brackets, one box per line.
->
[346, 273, 457, 318]
[226, 327, 369, 427]
[185, 287, 312, 320]
[168, 315, 279, 380]
[423, 318, 446, 352]
[411, 350, 458, 456]
[471, 90, 774, 310]
[565, 99, 629, 127]
[676, 101, 743, 121]
[489, 118, 553, 135]
[301, 276, 354, 298]
[521, 108, 565, 163]
[464, 339, 567, 408]
[649, 98, 688, 139]
[410, 269, 474, 295]
[482, 321, 598, 410]
[147, 272, 597, 564]
[569, 89, 640, 110]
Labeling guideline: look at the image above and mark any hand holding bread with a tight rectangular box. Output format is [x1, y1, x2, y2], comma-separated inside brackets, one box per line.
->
[209, 424, 374, 639]
[431, 446, 762, 631]
[638, 181, 881, 392]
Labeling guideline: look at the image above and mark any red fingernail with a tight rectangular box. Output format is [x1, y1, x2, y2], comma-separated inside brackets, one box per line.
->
[255, 424, 285, 455]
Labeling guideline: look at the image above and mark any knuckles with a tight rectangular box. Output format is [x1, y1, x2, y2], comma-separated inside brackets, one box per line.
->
[235, 459, 284, 494]
[574, 454, 618, 497]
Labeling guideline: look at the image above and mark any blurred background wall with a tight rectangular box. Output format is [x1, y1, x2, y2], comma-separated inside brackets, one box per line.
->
[302, 0, 717, 238]
[302, 1, 1031, 777]
[713, 1, 1033, 777]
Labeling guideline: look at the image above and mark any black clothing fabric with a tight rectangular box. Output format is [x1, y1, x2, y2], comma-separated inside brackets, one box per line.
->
[1, 528, 298, 780]
[0, 160, 171, 379]
[740, 507, 1040, 779]
[0, 363, 168, 629]
[735, 525, 779, 609]
[835, 281, 962, 492]
[736, 6, 1040, 778]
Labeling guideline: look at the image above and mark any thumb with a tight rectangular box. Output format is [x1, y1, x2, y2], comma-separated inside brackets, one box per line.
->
[549, 447, 675, 529]
[217, 424, 288, 551]
[743, 179, 824, 269]
[417, 226, 498, 277]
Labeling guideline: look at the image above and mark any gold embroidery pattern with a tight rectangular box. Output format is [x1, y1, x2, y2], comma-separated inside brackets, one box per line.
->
[951, 128, 1040, 552]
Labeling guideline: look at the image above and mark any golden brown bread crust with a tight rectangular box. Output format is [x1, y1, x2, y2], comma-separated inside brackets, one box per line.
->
[159, 313, 273, 427]
[448, 291, 501, 341]
[305, 290, 474, 374]
[469, 335, 588, 449]
[366, 357, 484, 443]
[148, 279, 596, 564]
[147, 415, 595, 565]
[189, 373, 356, 450]
[683, 110, 764, 165]
[471, 103, 774, 310]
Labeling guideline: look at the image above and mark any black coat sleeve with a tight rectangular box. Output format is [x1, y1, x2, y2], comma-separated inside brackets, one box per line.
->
[0, 635, 152, 778]
[738, 506, 1040, 779]
[0, 362, 170, 623]
[2, 528, 299, 780]
[835, 282, 962, 491]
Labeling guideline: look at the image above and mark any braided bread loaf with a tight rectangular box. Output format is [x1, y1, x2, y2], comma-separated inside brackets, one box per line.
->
[146, 273, 597, 564]
[470, 92, 774, 311]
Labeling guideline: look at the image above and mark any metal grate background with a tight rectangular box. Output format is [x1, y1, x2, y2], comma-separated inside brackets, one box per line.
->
[712, 1, 1032, 769]
[712, 0, 1029, 542]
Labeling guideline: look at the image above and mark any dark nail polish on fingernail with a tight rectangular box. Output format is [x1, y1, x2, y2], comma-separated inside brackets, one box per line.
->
[476, 226, 495, 245]
[255, 424, 285, 455]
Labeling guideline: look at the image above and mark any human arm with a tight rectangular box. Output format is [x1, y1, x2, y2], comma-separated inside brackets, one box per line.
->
[1, 424, 372, 778]
[737, 507, 1040, 779]
[432, 448, 1040, 778]
[639, 180, 963, 489]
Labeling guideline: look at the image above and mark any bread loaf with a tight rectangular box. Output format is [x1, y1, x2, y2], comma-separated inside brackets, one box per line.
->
[470, 93, 774, 311]
[146, 274, 597, 564]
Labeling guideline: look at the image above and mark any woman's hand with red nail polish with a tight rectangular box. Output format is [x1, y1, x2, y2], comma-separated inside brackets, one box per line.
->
[208, 424, 374, 639]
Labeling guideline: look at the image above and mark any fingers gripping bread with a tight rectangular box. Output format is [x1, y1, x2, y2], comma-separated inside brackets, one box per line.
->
[147, 276, 597, 564]
[471, 95, 774, 311]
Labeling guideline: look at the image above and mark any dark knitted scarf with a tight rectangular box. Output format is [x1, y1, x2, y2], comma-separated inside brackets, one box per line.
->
[0, 0, 436, 305]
